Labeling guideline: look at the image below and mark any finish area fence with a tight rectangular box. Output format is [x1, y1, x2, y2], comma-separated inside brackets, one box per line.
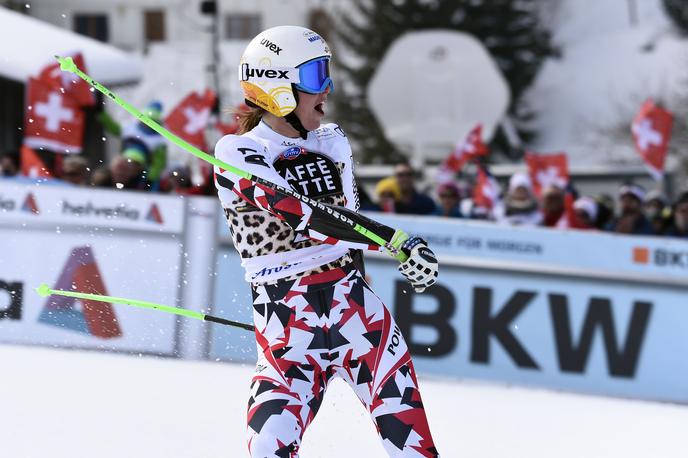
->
[1, 182, 687, 403]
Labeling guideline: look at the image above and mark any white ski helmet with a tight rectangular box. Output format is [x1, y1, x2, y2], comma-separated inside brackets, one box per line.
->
[238, 25, 333, 118]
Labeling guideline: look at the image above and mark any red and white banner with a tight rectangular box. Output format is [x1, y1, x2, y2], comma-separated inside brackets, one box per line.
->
[165, 89, 216, 151]
[525, 152, 569, 196]
[0, 181, 185, 234]
[37, 52, 96, 107]
[631, 99, 673, 181]
[437, 124, 489, 182]
[24, 77, 85, 153]
[473, 163, 501, 210]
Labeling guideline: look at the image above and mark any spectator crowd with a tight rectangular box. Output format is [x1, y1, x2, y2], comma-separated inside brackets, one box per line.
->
[1, 115, 687, 240]
[359, 162, 688, 239]
[0, 101, 216, 196]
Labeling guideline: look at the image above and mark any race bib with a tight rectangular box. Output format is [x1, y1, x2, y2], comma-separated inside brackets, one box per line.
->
[273, 147, 343, 199]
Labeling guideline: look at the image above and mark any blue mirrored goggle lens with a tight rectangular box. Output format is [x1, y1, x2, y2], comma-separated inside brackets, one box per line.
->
[296, 58, 334, 94]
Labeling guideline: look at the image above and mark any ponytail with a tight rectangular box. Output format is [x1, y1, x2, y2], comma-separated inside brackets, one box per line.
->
[235, 106, 265, 135]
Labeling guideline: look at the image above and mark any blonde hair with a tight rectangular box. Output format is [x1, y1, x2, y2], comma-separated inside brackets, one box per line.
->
[235, 105, 266, 135]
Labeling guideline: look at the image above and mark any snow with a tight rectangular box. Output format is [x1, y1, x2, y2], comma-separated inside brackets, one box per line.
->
[2, 344, 686, 457]
[0, 7, 142, 85]
[528, 0, 688, 165]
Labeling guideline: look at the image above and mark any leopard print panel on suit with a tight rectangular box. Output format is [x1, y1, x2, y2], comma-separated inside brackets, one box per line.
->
[223, 161, 351, 282]
[215, 121, 365, 284]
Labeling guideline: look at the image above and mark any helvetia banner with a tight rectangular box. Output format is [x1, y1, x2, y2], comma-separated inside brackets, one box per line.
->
[0, 182, 184, 233]
[0, 184, 184, 353]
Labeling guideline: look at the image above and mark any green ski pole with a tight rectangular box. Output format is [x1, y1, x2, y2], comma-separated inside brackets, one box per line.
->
[36, 283, 254, 332]
[54, 55, 408, 260]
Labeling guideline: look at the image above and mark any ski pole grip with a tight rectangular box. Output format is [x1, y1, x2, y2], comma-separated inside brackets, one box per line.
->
[388, 230, 410, 262]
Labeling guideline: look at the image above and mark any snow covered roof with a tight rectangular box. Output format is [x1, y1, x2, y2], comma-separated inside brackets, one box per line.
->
[0, 7, 142, 86]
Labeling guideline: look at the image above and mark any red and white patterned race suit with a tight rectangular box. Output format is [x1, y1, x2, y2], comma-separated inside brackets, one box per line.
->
[248, 264, 438, 457]
[214, 121, 439, 457]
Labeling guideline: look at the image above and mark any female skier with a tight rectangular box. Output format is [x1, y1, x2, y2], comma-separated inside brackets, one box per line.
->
[214, 25, 440, 457]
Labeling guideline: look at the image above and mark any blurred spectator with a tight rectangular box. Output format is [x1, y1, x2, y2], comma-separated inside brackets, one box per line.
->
[61, 155, 90, 186]
[433, 182, 463, 218]
[0, 150, 19, 176]
[109, 150, 149, 190]
[573, 196, 598, 230]
[393, 163, 436, 215]
[460, 198, 490, 220]
[643, 190, 671, 235]
[374, 176, 400, 213]
[99, 100, 167, 186]
[494, 172, 542, 226]
[666, 192, 688, 238]
[605, 184, 653, 235]
[594, 194, 614, 229]
[90, 165, 113, 188]
[160, 163, 193, 194]
[541, 185, 565, 227]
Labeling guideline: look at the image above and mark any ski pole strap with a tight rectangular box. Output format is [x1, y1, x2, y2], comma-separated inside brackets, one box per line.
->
[55, 55, 406, 260]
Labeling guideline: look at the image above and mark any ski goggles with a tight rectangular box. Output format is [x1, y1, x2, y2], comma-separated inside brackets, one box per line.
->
[295, 57, 334, 94]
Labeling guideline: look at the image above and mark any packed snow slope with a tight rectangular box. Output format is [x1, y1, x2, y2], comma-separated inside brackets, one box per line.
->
[1, 345, 686, 458]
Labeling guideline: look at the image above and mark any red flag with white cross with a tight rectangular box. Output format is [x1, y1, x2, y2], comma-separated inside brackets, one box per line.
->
[20, 145, 52, 178]
[165, 89, 217, 150]
[437, 124, 489, 183]
[38, 52, 95, 107]
[631, 99, 673, 181]
[24, 77, 86, 153]
[473, 163, 501, 210]
[525, 152, 570, 197]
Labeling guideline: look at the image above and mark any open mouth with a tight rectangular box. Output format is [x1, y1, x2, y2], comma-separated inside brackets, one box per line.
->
[314, 102, 325, 115]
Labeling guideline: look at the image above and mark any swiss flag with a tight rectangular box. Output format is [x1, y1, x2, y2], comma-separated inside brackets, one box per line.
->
[525, 152, 569, 197]
[24, 77, 85, 153]
[165, 89, 216, 150]
[473, 163, 501, 210]
[20, 145, 52, 178]
[437, 124, 489, 182]
[631, 99, 673, 181]
[38, 52, 95, 107]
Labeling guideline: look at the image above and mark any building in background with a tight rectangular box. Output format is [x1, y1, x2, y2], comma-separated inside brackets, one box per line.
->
[1, 0, 338, 163]
[11, 0, 336, 52]
[0, 4, 143, 163]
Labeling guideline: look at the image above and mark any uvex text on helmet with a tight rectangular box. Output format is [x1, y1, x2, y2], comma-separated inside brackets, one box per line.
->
[238, 25, 332, 117]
